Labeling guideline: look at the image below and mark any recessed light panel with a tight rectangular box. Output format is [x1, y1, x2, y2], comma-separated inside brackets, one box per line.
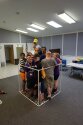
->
[58, 13, 76, 24]
[16, 29, 28, 34]
[27, 28, 39, 32]
[47, 21, 62, 28]
[30, 24, 45, 30]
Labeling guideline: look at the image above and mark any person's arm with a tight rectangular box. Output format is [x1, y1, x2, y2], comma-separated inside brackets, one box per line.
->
[41, 60, 45, 68]
[24, 64, 28, 81]
[25, 72, 27, 81]
[57, 58, 62, 64]
[53, 58, 57, 65]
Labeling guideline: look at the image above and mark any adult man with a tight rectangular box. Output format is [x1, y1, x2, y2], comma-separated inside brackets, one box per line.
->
[41, 51, 57, 99]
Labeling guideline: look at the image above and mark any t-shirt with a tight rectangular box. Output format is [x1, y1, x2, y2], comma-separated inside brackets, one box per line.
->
[41, 58, 56, 77]
[25, 62, 35, 79]
[54, 58, 60, 75]
[40, 54, 46, 61]
[34, 61, 42, 83]
[25, 61, 35, 72]
[19, 58, 26, 72]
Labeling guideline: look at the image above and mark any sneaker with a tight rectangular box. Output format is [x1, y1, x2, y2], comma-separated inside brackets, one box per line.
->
[39, 100, 45, 105]
[47, 95, 51, 100]
[21, 90, 27, 94]
[0, 91, 7, 95]
[52, 88, 57, 94]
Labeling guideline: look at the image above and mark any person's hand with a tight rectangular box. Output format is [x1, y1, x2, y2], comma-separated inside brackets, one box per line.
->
[25, 78, 27, 81]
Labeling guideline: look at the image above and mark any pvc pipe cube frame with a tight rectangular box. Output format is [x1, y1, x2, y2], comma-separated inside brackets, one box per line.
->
[0, 100, 2, 105]
[18, 64, 62, 107]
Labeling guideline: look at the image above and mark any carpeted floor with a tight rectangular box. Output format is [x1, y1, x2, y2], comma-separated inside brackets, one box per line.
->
[0, 71, 83, 125]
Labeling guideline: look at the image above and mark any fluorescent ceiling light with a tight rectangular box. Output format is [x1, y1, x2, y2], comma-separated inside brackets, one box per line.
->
[30, 24, 45, 30]
[16, 29, 28, 34]
[27, 28, 39, 32]
[47, 21, 62, 28]
[58, 13, 76, 24]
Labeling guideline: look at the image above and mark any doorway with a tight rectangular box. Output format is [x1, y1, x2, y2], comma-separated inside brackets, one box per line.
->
[4, 45, 14, 64]
[16, 47, 23, 59]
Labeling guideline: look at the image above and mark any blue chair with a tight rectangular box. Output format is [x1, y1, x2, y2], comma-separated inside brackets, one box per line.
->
[78, 60, 83, 64]
[62, 59, 67, 71]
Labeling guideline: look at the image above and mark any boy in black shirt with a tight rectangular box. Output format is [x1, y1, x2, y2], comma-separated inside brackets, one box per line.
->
[34, 54, 45, 102]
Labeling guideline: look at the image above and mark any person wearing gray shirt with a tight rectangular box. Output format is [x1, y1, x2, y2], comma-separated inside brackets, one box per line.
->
[41, 51, 57, 100]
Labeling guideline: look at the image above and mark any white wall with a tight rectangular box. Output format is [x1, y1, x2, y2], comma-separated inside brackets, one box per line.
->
[61, 55, 83, 64]
[61, 55, 76, 64]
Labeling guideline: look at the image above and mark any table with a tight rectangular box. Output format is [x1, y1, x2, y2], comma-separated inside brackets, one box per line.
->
[67, 63, 83, 78]
[67, 63, 83, 69]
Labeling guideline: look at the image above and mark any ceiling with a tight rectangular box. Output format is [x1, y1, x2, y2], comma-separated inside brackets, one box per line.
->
[0, 0, 83, 37]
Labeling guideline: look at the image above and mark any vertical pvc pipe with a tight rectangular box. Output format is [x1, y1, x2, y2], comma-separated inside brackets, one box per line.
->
[51, 36, 52, 49]
[18, 64, 21, 91]
[41, 37, 43, 47]
[59, 64, 62, 92]
[19, 33, 21, 43]
[76, 32, 78, 57]
[0, 100, 2, 105]
[62, 34, 64, 56]
[38, 70, 40, 106]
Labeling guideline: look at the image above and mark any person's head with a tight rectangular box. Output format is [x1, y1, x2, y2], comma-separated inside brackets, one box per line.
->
[41, 47, 46, 54]
[52, 52, 57, 58]
[53, 52, 60, 59]
[34, 53, 40, 62]
[26, 53, 32, 63]
[46, 51, 52, 59]
[56, 52, 60, 58]
[27, 52, 32, 55]
[34, 45, 41, 54]
[31, 54, 34, 61]
[34, 47, 39, 54]
[20, 53, 25, 59]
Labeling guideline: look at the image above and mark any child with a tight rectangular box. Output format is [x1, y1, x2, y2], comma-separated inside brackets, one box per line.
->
[53, 52, 62, 93]
[19, 53, 26, 93]
[34, 54, 45, 102]
[25, 53, 35, 97]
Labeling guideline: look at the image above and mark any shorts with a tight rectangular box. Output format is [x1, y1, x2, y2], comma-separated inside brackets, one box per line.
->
[54, 75, 59, 80]
[45, 75, 54, 88]
[20, 72, 25, 81]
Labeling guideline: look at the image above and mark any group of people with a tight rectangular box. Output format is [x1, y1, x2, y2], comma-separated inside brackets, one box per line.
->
[19, 45, 61, 103]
